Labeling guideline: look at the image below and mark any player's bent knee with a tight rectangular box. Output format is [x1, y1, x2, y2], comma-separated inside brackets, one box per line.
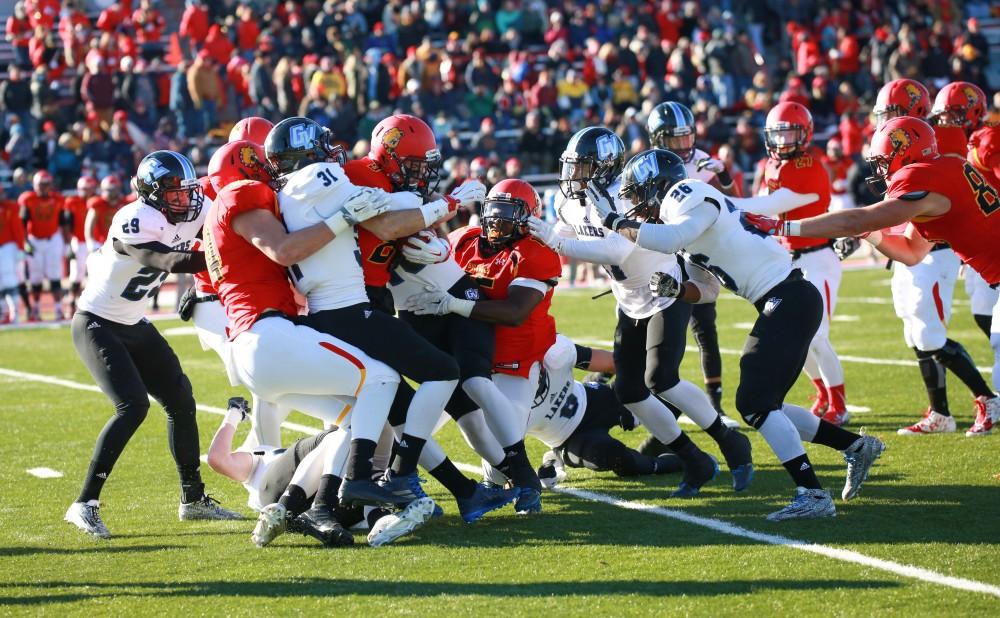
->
[645, 368, 680, 394]
[115, 398, 150, 423]
[735, 388, 773, 429]
[613, 378, 649, 406]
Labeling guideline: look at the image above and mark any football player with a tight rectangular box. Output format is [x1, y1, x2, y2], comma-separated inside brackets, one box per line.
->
[0, 195, 26, 323]
[65, 150, 241, 539]
[871, 79, 989, 435]
[63, 176, 98, 314]
[530, 336, 684, 488]
[599, 148, 885, 521]
[85, 176, 125, 252]
[266, 116, 476, 511]
[966, 117, 1000, 339]
[749, 116, 1000, 436]
[648, 101, 737, 420]
[742, 102, 849, 426]
[19, 170, 67, 320]
[530, 126, 752, 493]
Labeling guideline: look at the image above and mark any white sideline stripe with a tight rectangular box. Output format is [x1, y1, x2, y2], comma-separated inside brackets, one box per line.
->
[571, 339, 993, 374]
[26, 467, 63, 478]
[4, 366, 1000, 598]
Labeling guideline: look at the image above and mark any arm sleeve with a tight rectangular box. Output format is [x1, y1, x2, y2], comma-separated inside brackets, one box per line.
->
[684, 261, 721, 303]
[556, 229, 635, 264]
[635, 203, 718, 254]
[113, 240, 207, 273]
[734, 188, 820, 216]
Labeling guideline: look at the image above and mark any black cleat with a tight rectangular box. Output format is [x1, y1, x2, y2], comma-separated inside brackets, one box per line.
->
[672, 453, 719, 498]
[637, 435, 669, 457]
[294, 506, 354, 547]
[652, 453, 684, 474]
[338, 479, 402, 508]
[717, 430, 755, 492]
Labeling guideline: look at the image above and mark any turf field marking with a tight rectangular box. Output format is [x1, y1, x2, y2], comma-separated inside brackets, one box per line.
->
[26, 467, 63, 478]
[5, 365, 1000, 599]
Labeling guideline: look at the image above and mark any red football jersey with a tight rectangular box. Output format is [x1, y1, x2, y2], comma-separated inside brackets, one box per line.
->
[0, 200, 26, 248]
[193, 176, 219, 294]
[86, 196, 120, 245]
[933, 125, 968, 158]
[342, 158, 398, 288]
[887, 156, 1000, 284]
[968, 125, 1000, 191]
[823, 156, 853, 195]
[203, 179, 299, 340]
[63, 195, 88, 241]
[763, 152, 832, 250]
[18, 191, 64, 239]
[450, 226, 561, 377]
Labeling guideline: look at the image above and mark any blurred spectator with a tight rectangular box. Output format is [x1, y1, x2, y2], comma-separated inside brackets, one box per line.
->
[518, 111, 549, 173]
[6, 2, 33, 69]
[187, 51, 224, 134]
[249, 51, 277, 118]
[170, 61, 198, 138]
[180, 0, 210, 54]
[80, 56, 114, 127]
[5, 123, 33, 170]
[49, 132, 82, 190]
[1, 65, 33, 132]
[132, 0, 166, 60]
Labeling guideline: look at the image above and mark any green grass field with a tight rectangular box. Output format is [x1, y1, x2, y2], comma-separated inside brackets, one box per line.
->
[1, 267, 999, 616]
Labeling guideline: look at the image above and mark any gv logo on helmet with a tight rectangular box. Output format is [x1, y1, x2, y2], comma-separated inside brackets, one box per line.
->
[632, 151, 660, 183]
[289, 123, 317, 148]
[595, 133, 619, 160]
[382, 126, 404, 151]
[139, 157, 170, 182]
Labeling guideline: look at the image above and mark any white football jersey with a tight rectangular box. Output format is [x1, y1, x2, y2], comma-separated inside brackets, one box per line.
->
[78, 198, 208, 325]
[684, 148, 716, 183]
[556, 178, 680, 319]
[240, 444, 285, 512]
[389, 255, 468, 312]
[527, 335, 588, 448]
[656, 179, 791, 304]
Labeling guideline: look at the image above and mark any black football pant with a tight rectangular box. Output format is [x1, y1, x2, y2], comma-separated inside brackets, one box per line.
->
[612, 300, 692, 405]
[72, 311, 203, 503]
[690, 302, 722, 382]
[735, 272, 823, 428]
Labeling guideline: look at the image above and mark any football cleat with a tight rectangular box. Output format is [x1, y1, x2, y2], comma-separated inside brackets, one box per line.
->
[514, 487, 542, 514]
[251, 503, 288, 547]
[65, 500, 111, 539]
[897, 409, 956, 435]
[719, 414, 741, 429]
[294, 506, 354, 547]
[809, 389, 829, 418]
[637, 435, 669, 457]
[842, 433, 885, 500]
[766, 487, 836, 521]
[339, 478, 404, 507]
[717, 429, 754, 492]
[378, 470, 430, 507]
[672, 453, 719, 498]
[966, 396, 998, 437]
[537, 450, 567, 490]
[367, 497, 437, 547]
[457, 482, 518, 523]
[652, 453, 684, 474]
[178, 494, 242, 520]
[821, 408, 850, 427]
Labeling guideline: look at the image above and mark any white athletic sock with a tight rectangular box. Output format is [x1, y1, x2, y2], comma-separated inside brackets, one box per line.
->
[658, 380, 718, 429]
[457, 409, 505, 466]
[624, 395, 681, 444]
[481, 458, 509, 485]
[320, 428, 351, 479]
[290, 432, 343, 494]
[757, 411, 807, 464]
[810, 335, 845, 386]
[404, 379, 459, 439]
[782, 404, 820, 442]
[417, 437, 447, 471]
[802, 352, 820, 382]
[373, 423, 395, 473]
[350, 380, 398, 443]
[991, 332, 1000, 393]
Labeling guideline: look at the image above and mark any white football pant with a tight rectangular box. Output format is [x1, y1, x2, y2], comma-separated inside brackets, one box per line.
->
[68, 238, 88, 283]
[794, 247, 844, 387]
[27, 234, 64, 283]
[891, 249, 960, 351]
[965, 267, 999, 318]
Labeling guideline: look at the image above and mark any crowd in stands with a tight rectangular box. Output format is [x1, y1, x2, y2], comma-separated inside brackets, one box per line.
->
[1, 0, 997, 210]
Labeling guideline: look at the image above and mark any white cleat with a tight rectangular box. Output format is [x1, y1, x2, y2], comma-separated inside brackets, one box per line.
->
[897, 409, 956, 435]
[842, 434, 885, 500]
[719, 414, 742, 429]
[537, 450, 568, 490]
[179, 494, 243, 521]
[251, 503, 288, 547]
[65, 500, 111, 539]
[766, 487, 836, 522]
[367, 497, 436, 547]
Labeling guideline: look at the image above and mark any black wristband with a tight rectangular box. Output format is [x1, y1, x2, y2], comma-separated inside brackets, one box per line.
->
[716, 169, 734, 188]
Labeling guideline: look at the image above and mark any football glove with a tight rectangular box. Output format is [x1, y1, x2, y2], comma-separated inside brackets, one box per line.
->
[323, 187, 392, 235]
[527, 216, 563, 252]
[449, 179, 487, 210]
[177, 285, 198, 321]
[224, 397, 250, 427]
[833, 237, 861, 260]
[649, 271, 683, 299]
[401, 230, 450, 265]
[404, 286, 475, 317]
[697, 157, 733, 187]
[741, 212, 784, 236]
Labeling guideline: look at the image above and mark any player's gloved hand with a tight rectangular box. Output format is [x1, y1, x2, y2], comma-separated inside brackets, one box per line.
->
[323, 187, 392, 235]
[585, 184, 616, 224]
[833, 236, 861, 260]
[177, 285, 199, 321]
[405, 285, 475, 317]
[619, 409, 637, 431]
[697, 158, 733, 188]
[649, 271, 683, 298]
[401, 230, 450, 264]
[224, 397, 250, 427]
[741, 212, 783, 236]
[527, 216, 563, 252]
[448, 180, 486, 210]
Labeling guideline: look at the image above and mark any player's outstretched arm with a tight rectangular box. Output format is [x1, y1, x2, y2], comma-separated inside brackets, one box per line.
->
[528, 215, 634, 265]
[114, 239, 207, 273]
[865, 223, 935, 266]
[362, 180, 485, 241]
[783, 192, 950, 238]
[206, 401, 254, 483]
[631, 205, 717, 254]
[405, 283, 546, 327]
[232, 209, 336, 267]
[734, 188, 819, 217]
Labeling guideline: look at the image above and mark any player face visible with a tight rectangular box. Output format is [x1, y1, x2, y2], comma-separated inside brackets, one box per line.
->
[481, 200, 524, 246]
[765, 126, 803, 157]
[559, 159, 593, 198]
[661, 133, 694, 160]
[162, 184, 205, 223]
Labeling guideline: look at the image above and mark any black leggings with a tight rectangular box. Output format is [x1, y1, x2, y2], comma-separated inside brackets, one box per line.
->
[72, 311, 202, 501]
[256, 429, 336, 507]
[690, 301, 722, 381]
[612, 300, 692, 405]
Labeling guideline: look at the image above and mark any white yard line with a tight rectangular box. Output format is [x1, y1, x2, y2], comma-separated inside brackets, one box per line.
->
[3, 366, 999, 598]
[26, 467, 63, 478]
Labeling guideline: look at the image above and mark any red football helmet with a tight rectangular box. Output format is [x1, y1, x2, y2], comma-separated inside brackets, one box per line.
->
[33, 170, 53, 195]
[764, 102, 814, 160]
[370, 114, 442, 196]
[930, 82, 987, 132]
[481, 178, 541, 247]
[865, 116, 939, 193]
[229, 116, 274, 146]
[77, 175, 98, 196]
[207, 140, 275, 192]
[100, 175, 122, 201]
[873, 79, 930, 128]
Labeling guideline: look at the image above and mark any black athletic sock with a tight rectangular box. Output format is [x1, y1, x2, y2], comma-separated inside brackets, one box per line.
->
[706, 383, 724, 413]
[652, 454, 683, 474]
[665, 432, 700, 462]
[180, 481, 205, 504]
[938, 339, 994, 399]
[390, 433, 426, 476]
[345, 438, 377, 481]
[704, 415, 728, 442]
[429, 458, 477, 499]
[974, 315, 993, 339]
[812, 420, 860, 451]
[77, 458, 110, 503]
[498, 441, 541, 491]
[915, 348, 950, 416]
[782, 454, 822, 489]
[17, 283, 31, 312]
[312, 474, 341, 509]
[279, 484, 310, 516]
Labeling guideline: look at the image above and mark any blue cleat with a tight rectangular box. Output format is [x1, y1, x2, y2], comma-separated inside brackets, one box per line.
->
[431, 503, 444, 519]
[514, 487, 542, 514]
[671, 454, 719, 498]
[457, 482, 518, 523]
[731, 463, 755, 493]
[377, 471, 430, 507]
